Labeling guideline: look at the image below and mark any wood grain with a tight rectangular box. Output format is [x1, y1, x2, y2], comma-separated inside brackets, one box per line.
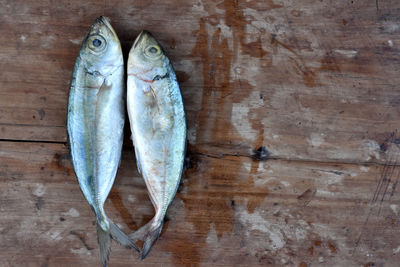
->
[1, 142, 400, 266]
[1, 0, 400, 266]
[1, 0, 400, 163]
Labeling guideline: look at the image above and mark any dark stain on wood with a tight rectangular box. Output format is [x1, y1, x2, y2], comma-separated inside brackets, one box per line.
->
[70, 230, 94, 251]
[242, 36, 268, 58]
[175, 70, 190, 84]
[271, 34, 317, 87]
[320, 52, 341, 72]
[308, 246, 314, 255]
[328, 242, 337, 254]
[37, 109, 46, 120]
[252, 146, 270, 161]
[52, 153, 71, 176]
[35, 196, 44, 211]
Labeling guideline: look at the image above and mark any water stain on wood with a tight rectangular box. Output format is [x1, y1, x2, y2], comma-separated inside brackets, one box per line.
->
[271, 34, 317, 87]
[51, 153, 71, 176]
[242, 36, 268, 58]
[167, 234, 201, 267]
[2, 0, 400, 266]
[220, 0, 268, 59]
[320, 52, 341, 73]
[179, 154, 236, 239]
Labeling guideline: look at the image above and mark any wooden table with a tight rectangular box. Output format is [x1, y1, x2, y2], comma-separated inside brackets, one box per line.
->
[1, 0, 400, 266]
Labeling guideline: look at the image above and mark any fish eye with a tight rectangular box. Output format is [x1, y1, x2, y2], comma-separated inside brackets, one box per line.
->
[144, 45, 162, 58]
[87, 35, 106, 53]
[92, 38, 102, 47]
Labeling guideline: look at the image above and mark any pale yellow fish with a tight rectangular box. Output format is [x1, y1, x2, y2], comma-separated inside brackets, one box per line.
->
[127, 31, 186, 259]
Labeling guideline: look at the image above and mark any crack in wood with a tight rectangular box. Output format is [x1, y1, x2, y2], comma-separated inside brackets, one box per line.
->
[0, 138, 399, 169]
[192, 151, 400, 168]
[0, 139, 67, 144]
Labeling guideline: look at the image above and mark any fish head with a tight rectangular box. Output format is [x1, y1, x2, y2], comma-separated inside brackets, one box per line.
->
[128, 31, 170, 82]
[80, 16, 122, 75]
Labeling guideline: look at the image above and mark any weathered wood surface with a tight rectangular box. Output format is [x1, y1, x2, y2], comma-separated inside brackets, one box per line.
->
[1, 141, 400, 266]
[1, 0, 400, 266]
[1, 0, 400, 163]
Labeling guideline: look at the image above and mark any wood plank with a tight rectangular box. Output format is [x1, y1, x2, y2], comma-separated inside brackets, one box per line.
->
[1, 1, 400, 265]
[1, 141, 400, 266]
[1, 0, 400, 164]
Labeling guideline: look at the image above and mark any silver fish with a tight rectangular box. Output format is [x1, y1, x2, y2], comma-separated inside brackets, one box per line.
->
[67, 16, 139, 266]
[127, 31, 186, 259]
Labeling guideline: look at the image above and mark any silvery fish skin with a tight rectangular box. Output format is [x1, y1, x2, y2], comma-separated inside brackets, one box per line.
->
[127, 31, 186, 259]
[67, 16, 139, 266]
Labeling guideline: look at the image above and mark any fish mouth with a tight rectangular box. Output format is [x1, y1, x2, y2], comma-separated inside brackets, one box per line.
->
[94, 16, 118, 38]
[132, 30, 151, 50]
[97, 16, 112, 30]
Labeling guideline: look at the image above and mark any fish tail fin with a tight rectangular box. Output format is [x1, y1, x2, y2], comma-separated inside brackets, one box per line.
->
[96, 218, 140, 266]
[129, 220, 152, 242]
[140, 220, 164, 260]
[109, 220, 140, 252]
[96, 220, 112, 267]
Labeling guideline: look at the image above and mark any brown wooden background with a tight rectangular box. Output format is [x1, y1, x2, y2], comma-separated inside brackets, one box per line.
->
[1, 0, 400, 266]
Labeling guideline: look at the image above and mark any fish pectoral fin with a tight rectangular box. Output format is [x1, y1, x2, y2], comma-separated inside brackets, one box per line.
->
[99, 78, 112, 92]
[142, 83, 152, 94]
